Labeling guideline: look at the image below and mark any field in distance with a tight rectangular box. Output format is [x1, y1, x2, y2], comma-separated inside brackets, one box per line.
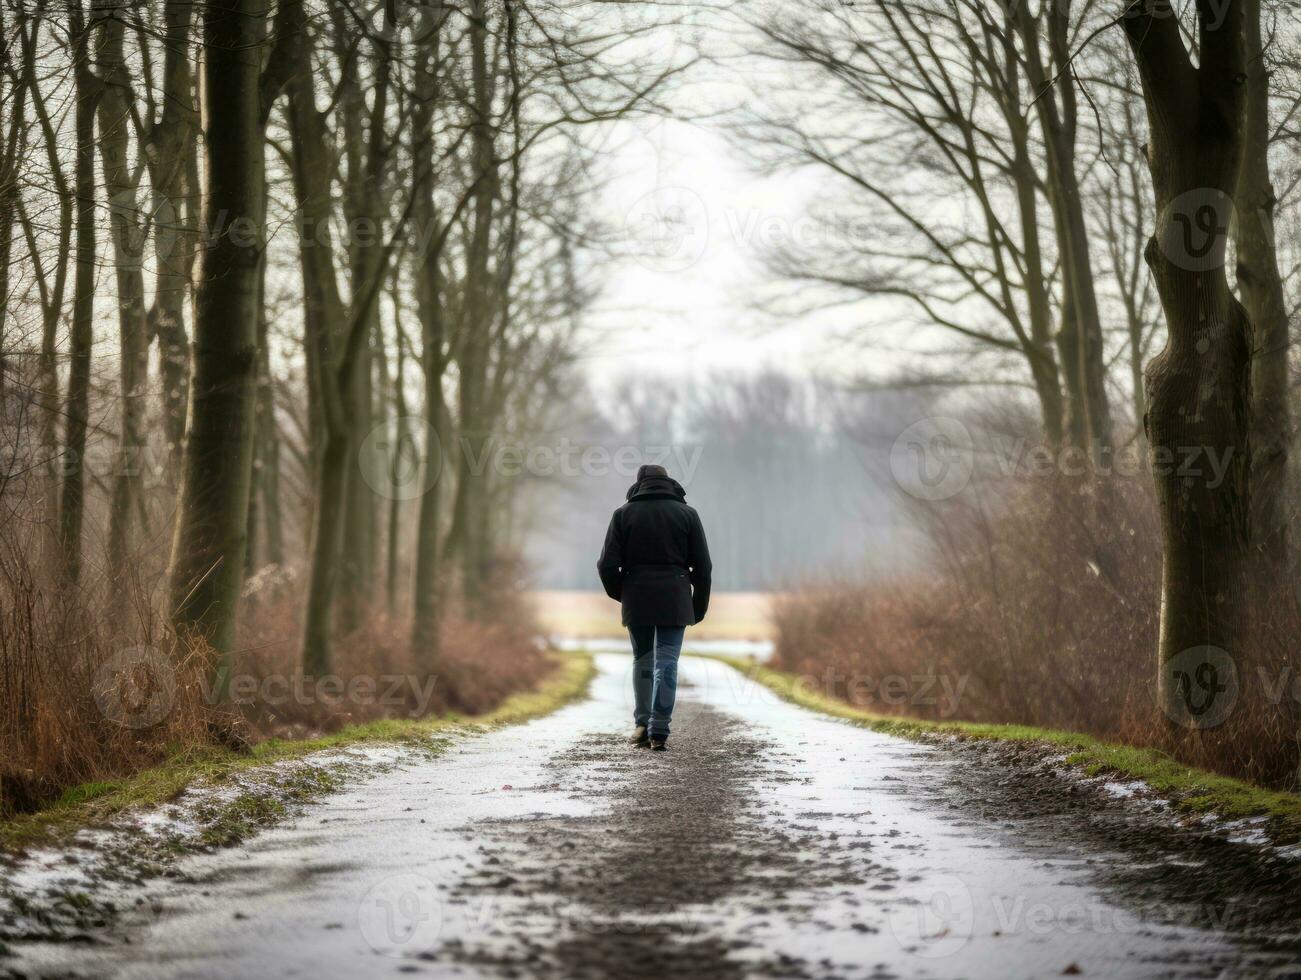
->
[529, 590, 776, 642]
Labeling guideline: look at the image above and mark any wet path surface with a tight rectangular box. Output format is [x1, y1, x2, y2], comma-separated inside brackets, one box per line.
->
[7, 654, 1299, 979]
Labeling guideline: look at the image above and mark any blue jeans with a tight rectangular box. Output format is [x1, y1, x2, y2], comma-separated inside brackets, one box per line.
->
[629, 625, 685, 739]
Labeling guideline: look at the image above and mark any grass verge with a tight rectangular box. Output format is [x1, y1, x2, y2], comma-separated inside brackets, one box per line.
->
[0, 651, 595, 854]
[714, 655, 1301, 843]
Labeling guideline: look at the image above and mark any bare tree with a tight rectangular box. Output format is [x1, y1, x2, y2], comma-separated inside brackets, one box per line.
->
[168, 0, 267, 688]
[740, 0, 1074, 443]
[1089, 50, 1161, 435]
[96, 0, 152, 575]
[1013, 0, 1114, 450]
[1237, 0, 1293, 563]
[1121, 0, 1257, 720]
[137, 0, 200, 472]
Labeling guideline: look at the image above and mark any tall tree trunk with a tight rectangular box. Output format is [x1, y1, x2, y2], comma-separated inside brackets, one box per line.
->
[244, 248, 270, 579]
[1102, 101, 1156, 438]
[146, 0, 198, 478]
[256, 303, 284, 569]
[336, 33, 393, 631]
[383, 305, 408, 617]
[1122, 0, 1253, 727]
[97, 0, 151, 576]
[1018, 0, 1112, 452]
[453, 5, 498, 617]
[19, 11, 75, 563]
[1010, 148, 1065, 446]
[410, 35, 447, 661]
[1235, 0, 1291, 566]
[168, 0, 263, 692]
[285, 0, 351, 674]
[59, 1, 97, 585]
[0, 59, 26, 403]
[337, 327, 376, 628]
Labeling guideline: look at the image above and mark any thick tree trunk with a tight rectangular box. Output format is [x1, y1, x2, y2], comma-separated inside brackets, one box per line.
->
[454, 6, 499, 617]
[1235, 0, 1291, 566]
[337, 331, 376, 629]
[168, 0, 263, 690]
[1144, 248, 1253, 712]
[59, 2, 97, 585]
[302, 430, 349, 673]
[1123, 0, 1254, 726]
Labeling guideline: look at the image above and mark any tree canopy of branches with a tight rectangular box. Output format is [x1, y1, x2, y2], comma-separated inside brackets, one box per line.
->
[0, 0, 682, 684]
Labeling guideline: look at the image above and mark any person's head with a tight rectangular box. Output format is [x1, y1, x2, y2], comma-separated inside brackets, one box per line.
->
[636, 464, 668, 481]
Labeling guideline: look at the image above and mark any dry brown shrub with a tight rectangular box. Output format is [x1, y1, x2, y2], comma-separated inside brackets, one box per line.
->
[773, 422, 1300, 787]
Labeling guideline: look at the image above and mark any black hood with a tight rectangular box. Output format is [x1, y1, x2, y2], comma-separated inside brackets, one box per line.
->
[626, 474, 686, 502]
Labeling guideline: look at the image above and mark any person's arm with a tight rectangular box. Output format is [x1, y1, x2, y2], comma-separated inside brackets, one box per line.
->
[687, 507, 712, 624]
[597, 508, 624, 602]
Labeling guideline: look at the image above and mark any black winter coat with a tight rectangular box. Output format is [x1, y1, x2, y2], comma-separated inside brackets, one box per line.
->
[597, 475, 712, 627]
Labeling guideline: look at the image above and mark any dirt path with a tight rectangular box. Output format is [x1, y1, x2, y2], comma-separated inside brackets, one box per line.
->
[4, 654, 1299, 980]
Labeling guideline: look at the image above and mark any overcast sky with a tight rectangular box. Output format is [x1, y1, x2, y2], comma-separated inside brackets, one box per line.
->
[579, 110, 894, 391]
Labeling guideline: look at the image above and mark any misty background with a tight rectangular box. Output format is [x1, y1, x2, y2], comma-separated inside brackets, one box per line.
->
[518, 372, 926, 591]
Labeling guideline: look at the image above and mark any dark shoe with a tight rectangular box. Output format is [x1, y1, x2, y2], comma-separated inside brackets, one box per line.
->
[630, 725, 649, 747]
[649, 737, 668, 752]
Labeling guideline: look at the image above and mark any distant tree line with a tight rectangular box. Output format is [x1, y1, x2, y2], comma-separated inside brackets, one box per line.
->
[521, 370, 918, 592]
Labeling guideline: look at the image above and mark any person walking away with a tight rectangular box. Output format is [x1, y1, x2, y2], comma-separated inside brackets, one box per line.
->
[597, 464, 712, 752]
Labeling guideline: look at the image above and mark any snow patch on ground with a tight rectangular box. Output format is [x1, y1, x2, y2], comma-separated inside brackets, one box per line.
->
[1100, 779, 1149, 799]
[0, 735, 452, 949]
